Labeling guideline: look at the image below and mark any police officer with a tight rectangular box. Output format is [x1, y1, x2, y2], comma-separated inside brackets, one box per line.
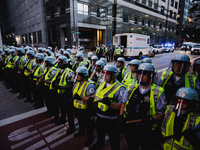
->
[89, 65, 126, 150]
[90, 60, 105, 87]
[2, 49, 11, 83]
[59, 49, 65, 55]
[13, 48, 27, 94]
[89, 56, 98, 76]
[159, 54, 200, 104]
[32, 53, 45, 109]
[84, 52, 93, 69]
[38, 56, 57, 121]
[45, 50, 52, 56]
[161, 87, 200, 149]
[141, 57, 158, 84]
[120, 63, 167, 150]
[116, 57, 127, 82]
[96, 45, 104, 59]
[73, 66, 96, 147]
[66, 48, 75, 63]
[122, 59, 141, 87]
[5, 49, 19, 90]
[192, 58, 200, 81]
[63, 51, 73, 69]
[51, 56, 75, 135]
[100, 57, 106, 65]
[37, 47, 44, 54]
[23, 50, 36, 102]
[114, 45, 121, 61]
[72, 52, 85, 71]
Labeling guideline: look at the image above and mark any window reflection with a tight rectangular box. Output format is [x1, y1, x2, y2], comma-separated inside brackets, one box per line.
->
[77, 2, 89, 15]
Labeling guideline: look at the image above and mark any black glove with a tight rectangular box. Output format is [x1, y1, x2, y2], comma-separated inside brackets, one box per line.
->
[101, 97, 111, 106]
[183, 128, 197, 143]
[118, 114, 125, 124]
[87, 97, 94, 107]
[141, 116, 155, 126]
[74, 93, 81, 100]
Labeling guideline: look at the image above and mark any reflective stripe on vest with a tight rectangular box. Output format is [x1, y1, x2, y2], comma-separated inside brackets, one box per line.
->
[24, 59, 35, 76]
[162, 107, 200, 150]
[125, 84, 164, 117]
[160, 71, 196, 89]
[44, 67, 57, 86]
[115, 48, 121, 55]
[57, 68, 73, 94]
[33, 65, 43, 81]
[73, 80, 95, 109]
[6, 56, 19, 68]
[18, 56, 26, 69]
[94, 81, 122, 111]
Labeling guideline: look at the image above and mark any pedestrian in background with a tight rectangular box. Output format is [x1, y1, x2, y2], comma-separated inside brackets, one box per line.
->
[108, 45, 112, 62]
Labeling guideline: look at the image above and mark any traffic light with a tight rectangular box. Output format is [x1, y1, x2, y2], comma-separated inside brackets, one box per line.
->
[192, 35, 195, 37]
[186, 34, 188, 36]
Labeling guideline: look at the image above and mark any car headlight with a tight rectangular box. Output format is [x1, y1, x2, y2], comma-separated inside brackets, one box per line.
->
[191, 48, 194, 51]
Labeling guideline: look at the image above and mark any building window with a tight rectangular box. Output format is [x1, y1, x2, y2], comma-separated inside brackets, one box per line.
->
[135, 17, 138, 24]
[170, 10, 173, 18]
[38, 30, 42, 43]
[154, 22, 156, 28]
[162, 0, 165, 2]
[29, 33, 32, 44]
[168, 26, 171, 31]
[174, 12, 176, 19]
[25, 34, 28, 44]
[148, 20, 151, 27]
[148, 0, 152, 7]
[172, 27, 174, 31]
[97, 7, 106, 18]
[171, 0, 174, 7]
[142, 0, 146, 5]
[22, 35, 25, 44]
[33, 32, 36, 43]
[59, 3, 65, 15]
[52, 26, 56, 42]
[122, 14, 129, 23]
[77, 2, 89, 15]
[161, 6, 165, 14]
[159, 23, 162, 29]
[142, 19, 145, 26]
[49, 7, 55, 19]
[175, 1, 178, 9]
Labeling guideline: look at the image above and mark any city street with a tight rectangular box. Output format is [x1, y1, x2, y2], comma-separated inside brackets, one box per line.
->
[0, 50, 199, 150]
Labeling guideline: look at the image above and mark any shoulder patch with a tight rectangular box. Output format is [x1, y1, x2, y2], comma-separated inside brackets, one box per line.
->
[89, 88, 95, 94]
[161, 96, 167, 105]
[120, 90, 125, 97]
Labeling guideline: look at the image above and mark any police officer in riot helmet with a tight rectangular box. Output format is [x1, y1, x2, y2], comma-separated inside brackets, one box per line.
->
[159, 54, 200, 104]
[161, 87, 200, 149]
[116, 57, 127, 82]
[120, 63, 167, 150]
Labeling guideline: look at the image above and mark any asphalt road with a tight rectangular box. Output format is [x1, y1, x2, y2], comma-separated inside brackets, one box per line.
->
[0, 50, 200, 120]
[0, 50, 200, 150]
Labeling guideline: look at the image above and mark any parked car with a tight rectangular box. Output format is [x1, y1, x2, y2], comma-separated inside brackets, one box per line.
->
[191, 44, 200, 54]
[163, 45, 174, 52]
[152, 45, 164, 54]
[181, 42, 193, 51]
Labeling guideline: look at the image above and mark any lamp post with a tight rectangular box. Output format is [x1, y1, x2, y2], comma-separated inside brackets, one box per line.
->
[112, 0, 117, 38]
[164, 0, 170, 44]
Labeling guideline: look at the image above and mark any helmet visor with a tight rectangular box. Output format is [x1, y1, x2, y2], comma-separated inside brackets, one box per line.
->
[170, 97, 191, 117]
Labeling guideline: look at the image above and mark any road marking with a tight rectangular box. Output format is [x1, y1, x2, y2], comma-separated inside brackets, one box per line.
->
[11, 134, 41, 149]
[0, 107, 47, 127]
[25, 140, 46, 150]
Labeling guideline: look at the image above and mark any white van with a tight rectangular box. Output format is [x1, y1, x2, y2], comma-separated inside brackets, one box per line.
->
[113, 33, 150, 59]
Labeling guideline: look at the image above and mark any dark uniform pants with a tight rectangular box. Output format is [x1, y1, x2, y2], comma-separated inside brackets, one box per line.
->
[96, 115, 120, 150]
[44, 86, 55, 114]
[33, 81, 44, 107]
[75, 108, 95, 140]
[57, 94, 75, 129]
[125, 124, 154, 150]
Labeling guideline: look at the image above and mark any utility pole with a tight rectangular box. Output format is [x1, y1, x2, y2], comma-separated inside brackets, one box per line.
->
[0, 23, 3, 49]
[72, 0, 76, 47]
[112, 0, 117, 39]
[164, 0, 170, 44]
